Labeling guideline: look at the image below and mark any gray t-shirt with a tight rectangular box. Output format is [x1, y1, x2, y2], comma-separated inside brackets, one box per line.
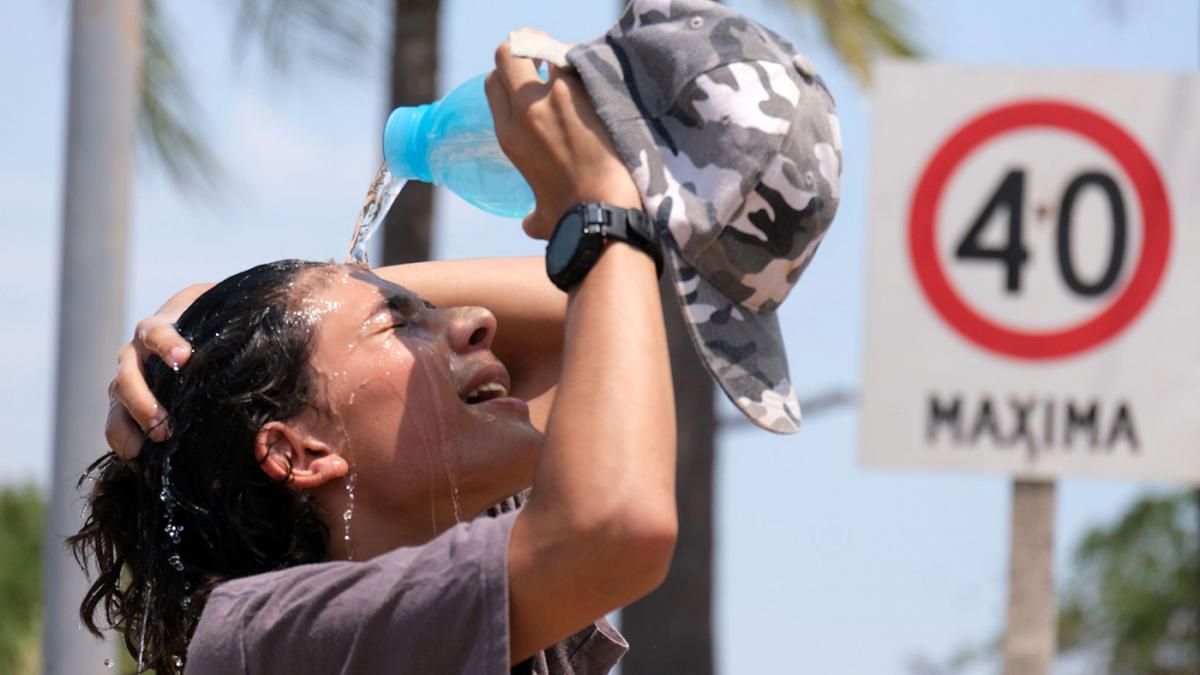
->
[185, 509, 627, 675]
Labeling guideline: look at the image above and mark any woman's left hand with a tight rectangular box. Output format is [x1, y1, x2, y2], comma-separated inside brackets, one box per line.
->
[484, 39, 641, 240]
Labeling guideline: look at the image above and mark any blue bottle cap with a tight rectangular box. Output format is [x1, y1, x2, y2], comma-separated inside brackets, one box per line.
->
[383, 105, 432, 182]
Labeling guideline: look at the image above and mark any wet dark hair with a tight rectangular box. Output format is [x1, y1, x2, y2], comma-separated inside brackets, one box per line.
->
[68, 259, 334, 673]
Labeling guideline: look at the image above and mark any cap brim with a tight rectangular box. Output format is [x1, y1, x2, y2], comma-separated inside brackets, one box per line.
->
[663, 243, 802, 434]
[568, 29, 805, 434]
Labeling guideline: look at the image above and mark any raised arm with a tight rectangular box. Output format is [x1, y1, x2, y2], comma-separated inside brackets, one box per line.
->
[106, 257, 565, 455]
[484, 45, 677, 663]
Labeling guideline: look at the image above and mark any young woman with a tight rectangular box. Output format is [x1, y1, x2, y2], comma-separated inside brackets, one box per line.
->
[78, 44, 677, 674]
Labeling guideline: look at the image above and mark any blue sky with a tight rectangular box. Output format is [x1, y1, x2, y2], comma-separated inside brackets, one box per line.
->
[2, 1, 1197, 673]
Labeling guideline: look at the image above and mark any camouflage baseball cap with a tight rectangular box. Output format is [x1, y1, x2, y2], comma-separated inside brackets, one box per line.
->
[555, 0, 842, 433]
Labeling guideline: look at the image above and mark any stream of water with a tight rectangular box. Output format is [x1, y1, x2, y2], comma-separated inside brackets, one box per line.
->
[346, 163, 406, 266]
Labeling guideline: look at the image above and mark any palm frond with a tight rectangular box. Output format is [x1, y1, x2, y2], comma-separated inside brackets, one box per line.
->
[228, 0, 381, 73]
[783, 0, 920, 83]
[140, 0, 223, 192]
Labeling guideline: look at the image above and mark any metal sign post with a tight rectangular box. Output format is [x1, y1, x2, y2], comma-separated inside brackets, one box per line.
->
[1002, 480, 1056, 675]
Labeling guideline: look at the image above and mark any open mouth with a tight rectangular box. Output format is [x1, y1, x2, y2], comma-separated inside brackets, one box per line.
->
[460, 363, 512, 405]
[464, 381, 509, 404]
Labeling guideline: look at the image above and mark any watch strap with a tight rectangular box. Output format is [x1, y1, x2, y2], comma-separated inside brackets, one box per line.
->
[600, 207, 662, 276]
[546, 202, 662, 292]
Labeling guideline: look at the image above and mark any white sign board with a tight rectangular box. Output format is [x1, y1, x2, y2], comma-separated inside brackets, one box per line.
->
[860, 61, 1200, 483]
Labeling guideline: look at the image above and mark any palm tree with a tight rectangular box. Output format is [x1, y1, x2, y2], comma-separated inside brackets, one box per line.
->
[380, 1, 440, 265]
[137, 0, 438, 266]
[42, 2, 142, 673]
[787, 0, 918, 82]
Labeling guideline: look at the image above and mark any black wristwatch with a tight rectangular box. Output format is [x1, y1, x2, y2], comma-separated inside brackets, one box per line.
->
[545, 203, 662, 292]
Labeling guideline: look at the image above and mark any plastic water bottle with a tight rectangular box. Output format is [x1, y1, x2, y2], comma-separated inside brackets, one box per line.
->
[384, 73, 535, 218]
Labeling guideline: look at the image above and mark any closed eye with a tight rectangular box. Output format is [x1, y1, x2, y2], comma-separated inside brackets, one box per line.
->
[386, 294, 415, 315]
[372, 293, 431, 334]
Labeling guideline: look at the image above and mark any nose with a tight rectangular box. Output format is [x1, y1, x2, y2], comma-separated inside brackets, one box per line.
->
[444, 305, 497, 355]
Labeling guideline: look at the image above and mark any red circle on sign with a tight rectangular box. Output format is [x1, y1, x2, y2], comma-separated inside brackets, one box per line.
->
[909, 100, 1171, 360]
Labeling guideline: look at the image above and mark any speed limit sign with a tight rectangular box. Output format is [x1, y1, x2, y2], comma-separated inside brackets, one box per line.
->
[859, 61, 1200, 483]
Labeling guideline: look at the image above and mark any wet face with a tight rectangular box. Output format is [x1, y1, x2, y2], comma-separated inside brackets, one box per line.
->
[298, 265, 541, 532]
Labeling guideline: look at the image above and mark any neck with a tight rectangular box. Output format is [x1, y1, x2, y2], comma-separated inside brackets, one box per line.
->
[322, 487, 517, 561]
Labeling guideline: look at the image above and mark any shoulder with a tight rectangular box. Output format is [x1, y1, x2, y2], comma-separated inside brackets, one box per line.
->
[188, 512, 518, 675]
[218, 508, 515, 600]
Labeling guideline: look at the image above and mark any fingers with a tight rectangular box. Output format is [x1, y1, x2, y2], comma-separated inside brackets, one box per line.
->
[103, 287, 203, 458]
[522, 210, 553, 242]
[105, 402, 146, 462]
[135, 316, 192, 370]
[484, 71, 512, 130]
[106, 315, 190, 451]
[112, 342, 170, 444]
[494, 41, 546, 107]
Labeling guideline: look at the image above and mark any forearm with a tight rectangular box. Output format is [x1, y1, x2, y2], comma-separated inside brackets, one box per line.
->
[534, 242, 675, 527]
[508, 242, 676, 654]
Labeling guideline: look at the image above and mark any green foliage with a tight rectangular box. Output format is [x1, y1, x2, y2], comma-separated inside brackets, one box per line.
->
[137, 0, 378, 192]
[782, 0, 920, 83]
[228, 0, 380, 73]
[140, 0, 222, 193]
[0, 485, 46, 675]
[1058, 491, 1199, 675]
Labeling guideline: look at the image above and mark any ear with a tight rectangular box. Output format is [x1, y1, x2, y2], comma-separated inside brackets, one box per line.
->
[254, 421, 348, 490]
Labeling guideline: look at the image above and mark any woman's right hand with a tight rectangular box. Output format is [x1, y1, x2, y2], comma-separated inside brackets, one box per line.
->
[106, 284, 210, 459]
[484, 41, 641, 242]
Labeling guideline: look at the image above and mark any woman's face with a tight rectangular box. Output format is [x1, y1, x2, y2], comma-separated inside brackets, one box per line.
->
[299, 265, 541, 530]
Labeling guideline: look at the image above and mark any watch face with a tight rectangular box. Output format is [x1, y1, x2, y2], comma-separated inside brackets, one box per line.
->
[547, 211, 584, 275]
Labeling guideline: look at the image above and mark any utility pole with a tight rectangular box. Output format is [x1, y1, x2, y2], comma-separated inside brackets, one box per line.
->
[41, 0, 140, 672]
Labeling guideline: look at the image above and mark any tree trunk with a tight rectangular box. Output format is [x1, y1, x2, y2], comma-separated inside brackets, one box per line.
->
[621, 273, 717, 675]
[381, 0, 440, 265]
[617, 0, 717, 671]
[42, 0, 141, 671]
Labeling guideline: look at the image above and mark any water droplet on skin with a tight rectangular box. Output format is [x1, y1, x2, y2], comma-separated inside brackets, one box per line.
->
[174, 655, 184, 668]
[401, 346, 468, 534]
[103, 658, 113, 668]
[342, 471, 357, 560]
[168, 554, 184, 571]
[451, 486, 462, 524]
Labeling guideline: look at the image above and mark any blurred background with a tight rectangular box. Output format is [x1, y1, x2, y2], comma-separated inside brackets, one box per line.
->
[1, 1, 1197, 674]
